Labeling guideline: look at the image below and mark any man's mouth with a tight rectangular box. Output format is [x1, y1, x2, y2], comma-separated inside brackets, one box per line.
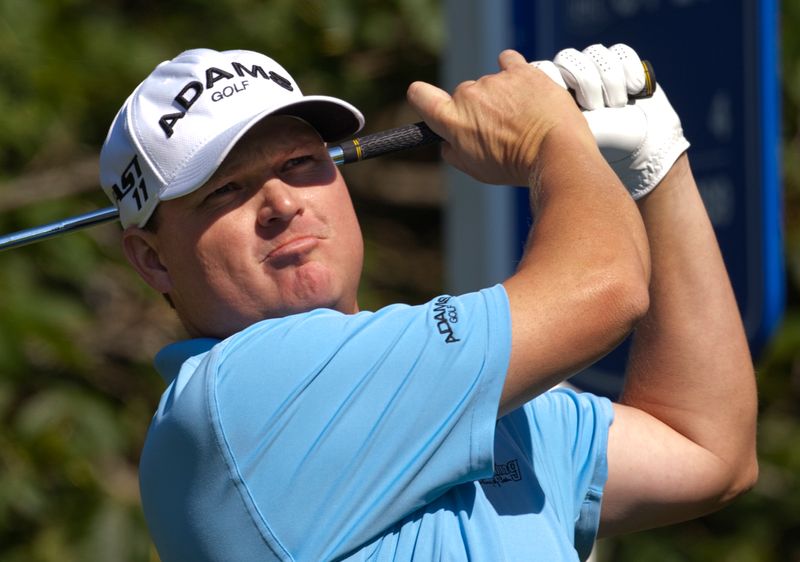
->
[265, 236, 321, 264]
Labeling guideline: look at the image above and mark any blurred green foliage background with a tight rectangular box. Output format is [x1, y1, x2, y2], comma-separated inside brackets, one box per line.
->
[0, 1, 797, 560]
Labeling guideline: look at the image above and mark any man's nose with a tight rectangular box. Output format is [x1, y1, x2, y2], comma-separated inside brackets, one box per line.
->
[256, 180, 303, 226]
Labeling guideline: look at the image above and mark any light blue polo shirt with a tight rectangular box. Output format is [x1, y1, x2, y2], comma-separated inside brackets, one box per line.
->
[139, 285, 613, 561]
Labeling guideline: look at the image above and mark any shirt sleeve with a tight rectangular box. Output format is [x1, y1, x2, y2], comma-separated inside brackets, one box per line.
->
[207, 285, 511, 561]
[521, 388, 614, 561]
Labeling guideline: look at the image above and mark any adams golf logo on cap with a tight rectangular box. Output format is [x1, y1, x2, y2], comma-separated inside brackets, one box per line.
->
[99, 48, 364, 228]
[157, 60, 295, 138]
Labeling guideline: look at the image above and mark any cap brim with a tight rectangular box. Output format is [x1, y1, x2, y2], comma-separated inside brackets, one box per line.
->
[160, 96, 364, 202]
[274, 95, 364, 143]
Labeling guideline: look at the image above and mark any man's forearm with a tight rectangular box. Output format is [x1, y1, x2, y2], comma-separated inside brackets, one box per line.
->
[622, 154, 758, 489]
[500, 129, 651, 415]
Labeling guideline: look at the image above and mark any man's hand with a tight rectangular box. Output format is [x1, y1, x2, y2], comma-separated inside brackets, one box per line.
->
[538, 44, 691, 200]
[406, 49, 595, 187]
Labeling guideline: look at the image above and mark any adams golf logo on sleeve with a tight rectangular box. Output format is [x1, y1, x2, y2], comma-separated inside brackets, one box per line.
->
[432, 296, 460, 344]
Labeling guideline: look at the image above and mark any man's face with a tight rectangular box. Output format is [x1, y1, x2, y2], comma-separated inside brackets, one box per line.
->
[124, 116, 364, 338]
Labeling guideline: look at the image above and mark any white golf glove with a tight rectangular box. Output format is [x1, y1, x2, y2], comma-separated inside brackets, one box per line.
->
[533, 43, 690, 200]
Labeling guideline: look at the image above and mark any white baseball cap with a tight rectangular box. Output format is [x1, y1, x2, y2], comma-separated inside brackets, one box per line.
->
[99, 48, 365, 228]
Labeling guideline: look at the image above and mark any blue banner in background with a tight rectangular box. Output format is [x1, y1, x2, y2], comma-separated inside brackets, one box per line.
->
[511, 0, 783, 397]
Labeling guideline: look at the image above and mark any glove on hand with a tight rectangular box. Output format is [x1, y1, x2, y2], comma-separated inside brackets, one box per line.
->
[533, 43, 690, 199]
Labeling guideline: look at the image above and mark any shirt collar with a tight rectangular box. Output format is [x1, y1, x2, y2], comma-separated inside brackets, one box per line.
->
[154, 338, 220, 384]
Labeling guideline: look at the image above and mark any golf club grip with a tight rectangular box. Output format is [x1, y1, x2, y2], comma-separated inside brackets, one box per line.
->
[632, 59, 656, 99]
[334, 122, 442, 164]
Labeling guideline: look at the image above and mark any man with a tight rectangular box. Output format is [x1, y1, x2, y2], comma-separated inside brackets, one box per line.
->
[99, 44, 757, 561]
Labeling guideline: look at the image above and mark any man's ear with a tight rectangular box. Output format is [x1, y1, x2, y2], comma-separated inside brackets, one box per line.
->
[121, 227, 173, 294]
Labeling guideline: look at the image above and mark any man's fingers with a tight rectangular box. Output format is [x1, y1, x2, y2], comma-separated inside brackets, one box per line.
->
[498, 49, 528, 70]
[553, 48, 604, 110]
[610, 44, 647, 96]
[407, 80, 454, 135]
[530, 60, 568, 90]
[407, 80, 452, 111]
[583, 44, 628, 107]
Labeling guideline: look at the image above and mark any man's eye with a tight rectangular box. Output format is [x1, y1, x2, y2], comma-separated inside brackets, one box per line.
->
[282, 155, 313, 171]
[208, 183, 240, 199]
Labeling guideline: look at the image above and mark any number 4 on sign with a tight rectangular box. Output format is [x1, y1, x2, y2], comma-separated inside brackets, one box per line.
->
[708, 90, 733, 142]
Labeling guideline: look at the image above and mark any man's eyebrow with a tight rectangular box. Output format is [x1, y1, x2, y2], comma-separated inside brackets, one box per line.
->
[203, 133, 323, 186]
[208, 157, 249, 183]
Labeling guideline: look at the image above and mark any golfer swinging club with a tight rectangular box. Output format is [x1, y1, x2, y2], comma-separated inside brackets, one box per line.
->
[99, 43, 757, 561]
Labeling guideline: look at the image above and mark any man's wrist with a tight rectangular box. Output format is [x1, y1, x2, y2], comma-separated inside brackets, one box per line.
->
[635, 153, 693, 207]
[530, 124, 608, 196]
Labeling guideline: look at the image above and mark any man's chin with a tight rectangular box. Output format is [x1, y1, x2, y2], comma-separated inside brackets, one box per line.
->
[279, 262, 341, 308]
